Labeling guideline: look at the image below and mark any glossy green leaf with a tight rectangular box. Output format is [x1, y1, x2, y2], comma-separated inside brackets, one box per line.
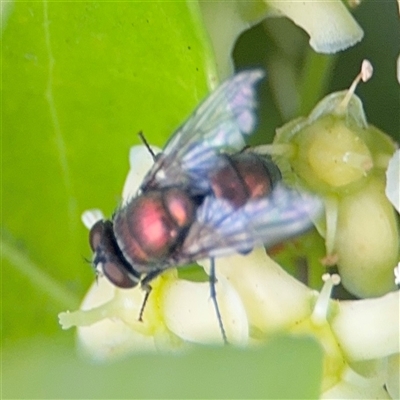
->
[2, 1, 215, 342]
[3, 335, 323, 399]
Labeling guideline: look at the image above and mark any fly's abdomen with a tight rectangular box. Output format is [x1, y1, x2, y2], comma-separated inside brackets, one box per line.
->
[210, 153, 281, 208]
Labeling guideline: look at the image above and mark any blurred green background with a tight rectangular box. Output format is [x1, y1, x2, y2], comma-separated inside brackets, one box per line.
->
[2, 1, 399, 398]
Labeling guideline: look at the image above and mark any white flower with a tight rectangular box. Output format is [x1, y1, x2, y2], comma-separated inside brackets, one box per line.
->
[161, 275, 249, 345]
[395, 262, 400, 286]
[267, 1, 363, 54]
[331, 290, 400, 362]
[199, 247, 313, 334]
[59, 144, 399, 399]
[321, 366, 390, 400]
[59, 237, 249, 361]
[199, 0, 363, 78]
[385, 353, 400, 399]
[385, 149, 400, 214]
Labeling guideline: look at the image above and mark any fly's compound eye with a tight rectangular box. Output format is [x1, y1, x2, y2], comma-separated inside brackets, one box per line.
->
[88, 220, 140, 289]
[102, 257, 139, 289]
[89, 219, 105, 252]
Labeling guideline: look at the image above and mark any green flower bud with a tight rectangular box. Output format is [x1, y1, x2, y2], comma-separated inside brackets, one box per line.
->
[283, 112, 372, 193]
[270, 61, 399, 298]
[334, 177, 399, 297]
[273, 90, 395, 195]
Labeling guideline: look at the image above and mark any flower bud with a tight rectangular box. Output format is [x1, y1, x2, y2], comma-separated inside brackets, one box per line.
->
[286, 113, 372, 193]
[334, 177, 399, 297]
[271, 61, 399, 298]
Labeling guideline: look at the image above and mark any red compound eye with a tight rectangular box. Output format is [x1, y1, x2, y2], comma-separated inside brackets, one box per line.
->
[89, 219, 140, 289]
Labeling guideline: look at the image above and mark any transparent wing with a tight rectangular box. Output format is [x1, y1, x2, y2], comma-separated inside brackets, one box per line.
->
[141, 70, 265, 194]
[177, 184, 323, 262]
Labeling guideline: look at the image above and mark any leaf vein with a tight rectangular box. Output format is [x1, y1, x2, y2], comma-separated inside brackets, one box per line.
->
[43, 0, 78, 237]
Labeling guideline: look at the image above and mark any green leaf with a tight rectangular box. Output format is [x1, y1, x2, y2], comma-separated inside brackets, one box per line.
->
[3, 335, 323, 399]
[2, 1, 215, 341]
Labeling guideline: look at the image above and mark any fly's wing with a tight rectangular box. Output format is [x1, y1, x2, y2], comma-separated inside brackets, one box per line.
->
[177, 184, 323, 262]
[141, 70, 265, 194]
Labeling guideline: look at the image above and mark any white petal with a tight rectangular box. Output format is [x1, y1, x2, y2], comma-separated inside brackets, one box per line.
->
[385, 353, 400, 400]
[78, 317, 157, 361]
[395, 262, 400, 286]
[397, 54, 400, 85]
[200, 247, 312, 333]
[122, 145, 161, 203]
[321, 366, 391, 399]
[76, 277, 156, 361]
[331, 291, 400, 361]
[81, 209, 104, 230]
[385, 149, 400, 213]
[199, 1, 251, 78]
[161, 277, 248, 345]
[268, 1, 363, 53]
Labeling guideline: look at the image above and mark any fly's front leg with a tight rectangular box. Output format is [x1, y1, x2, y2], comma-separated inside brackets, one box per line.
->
[138, 270, 163, 322]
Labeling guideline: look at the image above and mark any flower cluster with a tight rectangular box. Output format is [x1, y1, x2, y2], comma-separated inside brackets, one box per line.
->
[59, 140, 399, 398]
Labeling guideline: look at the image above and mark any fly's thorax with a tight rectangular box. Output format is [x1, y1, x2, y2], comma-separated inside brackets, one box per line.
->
[113, 188, 197, 267]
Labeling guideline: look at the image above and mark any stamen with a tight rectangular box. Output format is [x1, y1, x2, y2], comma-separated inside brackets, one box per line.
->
[59, 286, 149, 333]
[311, 273, 341, 325]
[58, 300, 113, 329]
[360, 59, 373, 82]
[336, 59, 373, 114]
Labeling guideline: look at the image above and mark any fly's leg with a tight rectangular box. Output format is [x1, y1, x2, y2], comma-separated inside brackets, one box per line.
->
[139, 263, 229, 344]
[138, 270, 163, 322]
[209, 257, 228, 344]
[138, 283, 152, 322]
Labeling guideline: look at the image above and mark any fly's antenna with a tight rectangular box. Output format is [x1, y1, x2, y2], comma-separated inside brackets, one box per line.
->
[82, 255, 101, 285]
[138, 131, 157, 161]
